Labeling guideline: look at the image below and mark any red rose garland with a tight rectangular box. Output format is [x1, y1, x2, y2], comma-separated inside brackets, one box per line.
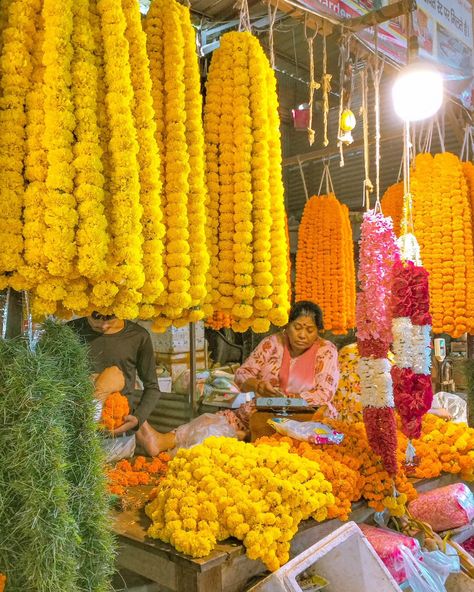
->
[391, 260, 433, 441]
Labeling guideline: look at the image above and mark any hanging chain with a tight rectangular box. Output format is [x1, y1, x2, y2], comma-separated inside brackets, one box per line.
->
[305, 15, 320, 146]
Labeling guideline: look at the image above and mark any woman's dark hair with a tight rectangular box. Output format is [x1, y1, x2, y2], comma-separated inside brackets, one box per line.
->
[288, 301, 324, 331]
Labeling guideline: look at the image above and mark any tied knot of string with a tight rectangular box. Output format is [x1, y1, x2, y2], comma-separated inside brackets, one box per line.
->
[305, 16, 320, 147]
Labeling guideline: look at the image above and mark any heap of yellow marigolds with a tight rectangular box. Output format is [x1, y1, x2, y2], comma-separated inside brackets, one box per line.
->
[146, 437, 334, 571]
[381, 153, 474, 337]
[203, 32, 290, 333]
[0, 0, 291, 331]
[295, 194, 356, 334]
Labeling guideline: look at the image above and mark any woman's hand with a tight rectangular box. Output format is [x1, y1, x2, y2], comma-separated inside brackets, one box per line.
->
[256, 381, 279, 397]
[110, 414, 139, 436]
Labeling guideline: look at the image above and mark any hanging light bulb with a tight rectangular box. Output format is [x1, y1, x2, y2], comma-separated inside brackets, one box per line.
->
[392, 61, 443, 122]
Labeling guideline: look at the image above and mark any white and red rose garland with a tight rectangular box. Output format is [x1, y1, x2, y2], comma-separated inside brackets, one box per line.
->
[391, 259, 433, 441]
[356, 211, 400, 476]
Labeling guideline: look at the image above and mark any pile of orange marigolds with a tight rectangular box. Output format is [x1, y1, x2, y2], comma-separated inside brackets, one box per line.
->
[107, 453, 171, 496]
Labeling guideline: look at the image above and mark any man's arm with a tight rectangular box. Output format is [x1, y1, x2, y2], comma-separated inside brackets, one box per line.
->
[134, 333, 161, 427]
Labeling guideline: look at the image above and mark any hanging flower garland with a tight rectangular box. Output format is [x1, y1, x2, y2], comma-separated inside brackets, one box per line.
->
[391, 259, 433, 441]
[356, 211, 400, 476]
[122, 0, 165, 320]
[381, 181, 403, 236]
[296, 193, 355, 334]
[204, 31, 290, 333]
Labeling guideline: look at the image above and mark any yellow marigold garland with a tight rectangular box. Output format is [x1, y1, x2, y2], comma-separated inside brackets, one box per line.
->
[204, 31, 290, 332]
[295, 193, 355, 334]
[0, 0, 39, 287]
[381, 181, 403, 236]
[96, 0, 144, 319]
[122, 0, 165, 320]
[178, 4, 209, 321]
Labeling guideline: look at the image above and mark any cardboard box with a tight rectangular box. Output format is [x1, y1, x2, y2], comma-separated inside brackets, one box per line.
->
[156, 350, 207, 380]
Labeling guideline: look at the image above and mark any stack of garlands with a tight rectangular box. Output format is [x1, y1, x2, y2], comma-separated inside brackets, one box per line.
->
[295, 194, 356, 334]
[381, 181, 403, 236]
[100, 391, 130, 431]
[0, 0, 210, 326]
[144, 0, 209, 330]
[107, 453, 170, 496]
[356, 211, 400, 476]
[385, 153, 474, 337]
[145, 437, 334, 571]
[203, 31, 290, 333]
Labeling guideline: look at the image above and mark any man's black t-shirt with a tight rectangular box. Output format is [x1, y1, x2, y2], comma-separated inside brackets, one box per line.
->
[67, 318, 160, 426]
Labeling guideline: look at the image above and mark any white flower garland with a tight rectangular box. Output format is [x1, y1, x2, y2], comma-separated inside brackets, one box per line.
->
[392, 318, 431, 376]
[411, 324, 432, 375]
[358, 357, 394, 408]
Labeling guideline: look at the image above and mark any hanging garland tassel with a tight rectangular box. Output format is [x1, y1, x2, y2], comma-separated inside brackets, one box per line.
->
[204, 31, 290, 333]
[295, 193, 355, 334]
[356, 211, 400, 476]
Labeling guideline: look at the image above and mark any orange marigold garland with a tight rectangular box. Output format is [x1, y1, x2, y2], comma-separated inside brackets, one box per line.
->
[381, 181, 403, 236]
[100, 391, 130, 431]
[295, 193, 355, 334]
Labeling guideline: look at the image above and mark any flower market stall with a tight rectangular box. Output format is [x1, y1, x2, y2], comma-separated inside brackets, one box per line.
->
[0, 0, 474, 590]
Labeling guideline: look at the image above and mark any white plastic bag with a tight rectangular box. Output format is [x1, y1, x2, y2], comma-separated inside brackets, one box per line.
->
[267, 418, 344, 445]
[422, 549, 460, 584]
[169, 413, 237, 456]
[398, 545, 446, 592]
[431, 392, 467, 423]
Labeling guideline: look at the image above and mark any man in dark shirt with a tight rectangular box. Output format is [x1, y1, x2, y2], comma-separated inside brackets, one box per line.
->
[68, 312, 174, 457]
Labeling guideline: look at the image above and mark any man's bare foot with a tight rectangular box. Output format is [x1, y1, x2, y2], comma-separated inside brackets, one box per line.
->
[136, 420, 176, 457]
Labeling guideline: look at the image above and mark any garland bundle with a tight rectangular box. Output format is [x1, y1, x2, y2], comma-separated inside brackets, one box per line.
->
[381, 181, 403, 236]
[295, 193, 355, 334]
[0, 0, 211, 325]
[144, 0, 209, 330]
[0, 322, 114, 591]
[391, 260, 433, 440]
[356, 211, 400, 475]
[385, 153, 474, 336]
[203, 31, 290, 333]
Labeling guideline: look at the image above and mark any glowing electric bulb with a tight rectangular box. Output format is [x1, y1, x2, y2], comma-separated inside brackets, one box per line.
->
[392, 62, 443, 122]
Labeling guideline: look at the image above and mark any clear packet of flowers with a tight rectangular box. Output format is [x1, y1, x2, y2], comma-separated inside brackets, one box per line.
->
[267, 418, 344, 445]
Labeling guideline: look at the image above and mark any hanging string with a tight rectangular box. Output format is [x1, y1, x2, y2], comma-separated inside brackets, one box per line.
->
[337, 33, 348, 167]
[22, 290, 33, 350]
[369, 25, 385, 210]
[435, 114, 446, 153]
[401, 120, 414, 236]
[460, 124, 474, 161]
[305, 16, 320, 146]
[360, 67, 373, 210]
[317, 161, 335, 196]
[1, 287, 10, 340]
[321, 34, 331, 147]
[297, 156, 309, 201]
[238, 0, 251, 32]
[267, 0, 279, 70]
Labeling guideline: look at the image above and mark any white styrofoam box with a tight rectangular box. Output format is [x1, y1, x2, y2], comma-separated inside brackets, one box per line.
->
[158, 377, 172, 393]
[250, 522, 402, 592]
[139, 320, 205, 353]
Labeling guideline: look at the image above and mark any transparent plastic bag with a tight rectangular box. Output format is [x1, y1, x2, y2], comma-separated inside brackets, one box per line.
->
[431, 392, 467, 423]
[398, 545, 446, 592]
[267, 418, 344, 444]
[408, 483, 474, 532]
[422, 549, 460, 584]
[169, 413, 237, 456]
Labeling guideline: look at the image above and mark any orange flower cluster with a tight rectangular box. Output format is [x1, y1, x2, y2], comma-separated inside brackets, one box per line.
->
[463, 161, 474, 237]
[0, 573, 5, 592]
[107, 453, 170, 496]
[100, 392, 130, 431]
[381, 181, 403, 236]
[256, 416, 417, 517]
[408, 415, 474, 481]
[205, 311, 232, 331]
[295, 193, 356, 334]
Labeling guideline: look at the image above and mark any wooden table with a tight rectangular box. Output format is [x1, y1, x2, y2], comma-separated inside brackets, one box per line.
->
[113, 474, 460, 592]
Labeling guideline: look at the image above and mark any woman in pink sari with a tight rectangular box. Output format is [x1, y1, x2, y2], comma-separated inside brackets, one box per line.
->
[223, 302, 339, 432]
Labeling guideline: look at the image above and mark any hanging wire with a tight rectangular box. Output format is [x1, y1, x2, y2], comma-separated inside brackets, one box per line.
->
[1, 287, 10, 339]
[304, 15, 320, 146]
[297, 156, 309, 201]
[321, 34, 331, 147]
[360, 67, 373, 210]
[267, 0, 279, 69]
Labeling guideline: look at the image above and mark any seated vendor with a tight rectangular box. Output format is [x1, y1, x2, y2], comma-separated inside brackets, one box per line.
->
[234, 301, 339, 414]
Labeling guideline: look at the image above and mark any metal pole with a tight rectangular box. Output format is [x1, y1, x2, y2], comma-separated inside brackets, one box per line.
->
[189, 322, 197, 418]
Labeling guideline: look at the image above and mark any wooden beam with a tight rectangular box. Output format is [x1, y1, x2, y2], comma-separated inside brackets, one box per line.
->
[283, 131, 402, 167]
[344, 0, 416, 32]
[266, 0, 333, 34]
